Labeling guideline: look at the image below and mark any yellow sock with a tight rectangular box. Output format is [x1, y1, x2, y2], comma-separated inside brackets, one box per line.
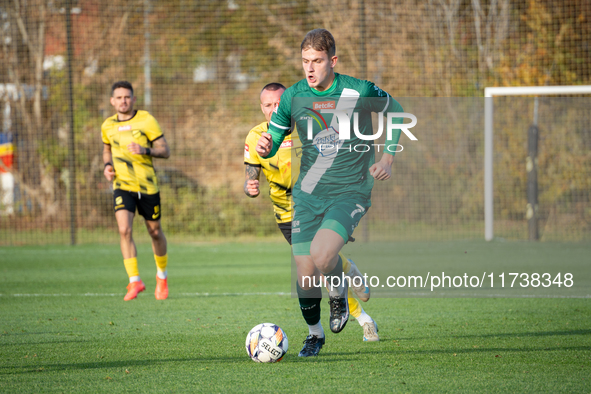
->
[123, 257, 139, 278]
[339, 253, 362, 318]
[154, 254, 168, 273]
[340, 252, 351, 274]
[348, 288, 362, 319]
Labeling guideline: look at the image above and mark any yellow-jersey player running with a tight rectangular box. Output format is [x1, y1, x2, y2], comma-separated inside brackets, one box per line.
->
[102, 81, 170, 301]
[244, 83, 378, 344]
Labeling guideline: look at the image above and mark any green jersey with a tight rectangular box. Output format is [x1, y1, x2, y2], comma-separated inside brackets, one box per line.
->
[265, 73, 403, 200]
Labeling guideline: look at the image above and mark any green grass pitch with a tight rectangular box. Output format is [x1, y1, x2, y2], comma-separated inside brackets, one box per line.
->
[1, 241, 590, 393]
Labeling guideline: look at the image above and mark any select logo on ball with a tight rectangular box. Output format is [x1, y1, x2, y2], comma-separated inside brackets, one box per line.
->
[245, 323, 288, 363]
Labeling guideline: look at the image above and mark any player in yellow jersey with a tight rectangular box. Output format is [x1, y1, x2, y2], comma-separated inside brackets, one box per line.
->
[102, 81, 170, 301]
[244, 83, 378, 348]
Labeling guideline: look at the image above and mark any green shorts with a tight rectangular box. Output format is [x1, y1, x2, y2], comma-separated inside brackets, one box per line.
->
[291, 193, 370, 256]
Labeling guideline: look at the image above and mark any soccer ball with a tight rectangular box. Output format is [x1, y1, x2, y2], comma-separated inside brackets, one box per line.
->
[245, 323, 288, 363]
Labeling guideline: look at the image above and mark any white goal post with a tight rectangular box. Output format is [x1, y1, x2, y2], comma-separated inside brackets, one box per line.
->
[483, 85, 591, 241]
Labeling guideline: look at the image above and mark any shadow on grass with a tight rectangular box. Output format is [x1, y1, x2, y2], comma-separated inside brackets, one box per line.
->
[269, 343, 591, 363]
[392, 345, 591, 356]
[454, 329, 591, 338]
[2, 343, 590, 374]
[395, 328, 591, 341]
[0, 339, 89, 347]
[0, 355, 252, 375]
[0, 331, 60, 336]
[295, 344, 591, 361]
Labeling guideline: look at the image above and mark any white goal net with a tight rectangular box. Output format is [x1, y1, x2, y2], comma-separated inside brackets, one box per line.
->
[484, 86, 591, 241]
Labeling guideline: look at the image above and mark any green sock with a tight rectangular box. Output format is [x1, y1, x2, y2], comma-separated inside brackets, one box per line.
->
[323, 255, 344, 295]
[296, 282, 322, 326]
[323, 254, 343, 277]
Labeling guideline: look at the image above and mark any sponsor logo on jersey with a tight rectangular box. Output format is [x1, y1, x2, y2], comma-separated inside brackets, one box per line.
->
[279, 140, 293, 149]
[313, 101, 335, 110]
[118, 125, 132, 131]
[273, 99, 280, 114]
[244, 144, 250, 159]
[313, 127, 343, 157]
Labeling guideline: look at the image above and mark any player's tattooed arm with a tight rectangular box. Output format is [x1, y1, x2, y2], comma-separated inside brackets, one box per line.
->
[148, 136, 171, 158]
[244, 164, 261, 197]
[128, 136, 170, 158]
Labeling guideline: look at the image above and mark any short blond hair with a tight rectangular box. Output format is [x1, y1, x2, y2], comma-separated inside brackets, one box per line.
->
[301, 29, 336, 57]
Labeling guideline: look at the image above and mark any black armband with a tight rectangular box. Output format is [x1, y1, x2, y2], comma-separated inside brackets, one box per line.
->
[145, 148, 151, 156]
[104, 162, 113, 168]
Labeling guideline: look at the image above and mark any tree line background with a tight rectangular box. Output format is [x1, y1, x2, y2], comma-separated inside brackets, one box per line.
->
[0, 0, 589, 245]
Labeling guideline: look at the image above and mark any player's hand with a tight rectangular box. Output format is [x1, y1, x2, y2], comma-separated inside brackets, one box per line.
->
[104, 164, 115, 181]
[369, 157, 393, 181]
[256, 133, 272, 157]
[245, 180, 260, 197]
[127, 142, 145, 155]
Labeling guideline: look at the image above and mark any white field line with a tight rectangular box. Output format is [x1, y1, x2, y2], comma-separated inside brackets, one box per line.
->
[0, 292, 589, 298]
[0, 292, 291, 297]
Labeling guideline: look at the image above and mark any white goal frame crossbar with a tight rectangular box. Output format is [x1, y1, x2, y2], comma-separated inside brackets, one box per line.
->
[483, 85, 591, 241]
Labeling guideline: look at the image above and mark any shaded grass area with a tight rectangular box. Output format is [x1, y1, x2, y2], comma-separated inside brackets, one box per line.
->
[1, 242, 590, 393]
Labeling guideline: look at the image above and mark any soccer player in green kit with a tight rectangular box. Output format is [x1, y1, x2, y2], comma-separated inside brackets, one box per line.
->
[256, 29, 404, 357]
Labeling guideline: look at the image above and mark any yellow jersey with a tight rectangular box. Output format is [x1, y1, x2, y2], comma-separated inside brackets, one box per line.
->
[244, 122, 301, 223]
[101, 110, 163, 194]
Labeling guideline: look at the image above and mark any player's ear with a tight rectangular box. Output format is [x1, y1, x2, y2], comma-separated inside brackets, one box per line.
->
[331, 56, 338, 68]
[110, 96, 115, 106]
